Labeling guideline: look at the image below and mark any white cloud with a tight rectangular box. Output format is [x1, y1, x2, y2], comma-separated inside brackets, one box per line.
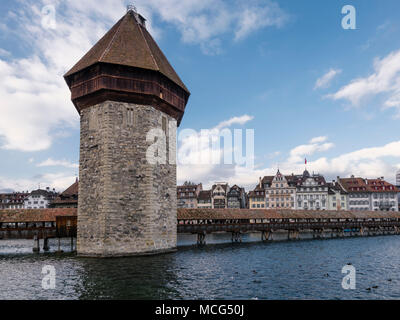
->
[233, 1, 288, 41]
[140, 0, 289, 55]
[177, 132, 400, 190]
[37, 158, 78, 169]
[314, 69, 341, 90]
[309, 136, 328, 144]
[287, 137, 334, 164]
[177, 114, 254, 187]
[214, 115, 254, 130]
[327, 49, 400, 118]
[0, 48, 10, 57]
[0, 172, 76, 193]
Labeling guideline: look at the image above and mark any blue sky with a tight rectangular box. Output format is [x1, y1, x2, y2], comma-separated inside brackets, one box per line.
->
[0, 0, 400, 192]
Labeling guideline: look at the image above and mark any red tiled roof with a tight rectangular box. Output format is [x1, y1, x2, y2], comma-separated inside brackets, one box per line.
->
[0, 208, 77, 223]
[60, 180, 79, 197]
[197, 190, 212, 200]
[177, 208, 400, 220]
[340, 177, 399, 193]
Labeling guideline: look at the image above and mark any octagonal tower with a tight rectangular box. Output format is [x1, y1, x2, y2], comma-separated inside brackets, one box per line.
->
[64, 9, 190, 257]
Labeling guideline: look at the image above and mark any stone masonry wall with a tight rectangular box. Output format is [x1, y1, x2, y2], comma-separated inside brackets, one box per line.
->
[78, 101, 177, 257]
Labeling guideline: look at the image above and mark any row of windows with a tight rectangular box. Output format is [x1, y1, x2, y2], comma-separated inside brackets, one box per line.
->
[372, 201, 396, 207]
[299, 187, 328, 192]
[332, 202, 346, 208]
[268, 189, 294, 194]
[298, 195, 327, 200]
[349, 194, 369, 198]
[298, 201, 326, 207]
[373, 194, 395, 199]
[349, 201, 369, 206]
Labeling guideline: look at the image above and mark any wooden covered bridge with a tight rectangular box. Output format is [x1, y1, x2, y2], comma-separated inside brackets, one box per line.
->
[0, 209, 77, 251]
[1, 208, 400, 248]
[177, 209, 400, 244]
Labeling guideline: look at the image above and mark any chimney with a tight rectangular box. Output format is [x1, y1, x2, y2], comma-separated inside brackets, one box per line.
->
[259, 177, 262, 188]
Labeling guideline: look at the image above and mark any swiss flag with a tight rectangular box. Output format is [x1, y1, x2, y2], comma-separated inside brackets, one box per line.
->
[305, 158, 307, 165]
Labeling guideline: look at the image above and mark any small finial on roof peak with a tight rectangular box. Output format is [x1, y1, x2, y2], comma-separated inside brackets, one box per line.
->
[126, 4, 146, 28]
[127, 4, 137, 13]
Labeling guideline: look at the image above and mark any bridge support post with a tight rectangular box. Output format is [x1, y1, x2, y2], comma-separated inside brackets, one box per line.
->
[197, 233, 206, 246]
[232, 232, 242, 243]
[288, 230, 299, 241]
[43, 237, 50, 252]
[32, 235, 40, 253]
[56, 237, 63, 254]
[261, 231, 270, 242]
[70, 236, 74, 252]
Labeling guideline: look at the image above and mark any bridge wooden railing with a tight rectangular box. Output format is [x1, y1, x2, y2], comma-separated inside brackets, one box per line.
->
[177, 219, 400, 234]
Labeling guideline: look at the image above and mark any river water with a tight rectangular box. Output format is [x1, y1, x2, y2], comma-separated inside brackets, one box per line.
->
[1, 235, 400, 300]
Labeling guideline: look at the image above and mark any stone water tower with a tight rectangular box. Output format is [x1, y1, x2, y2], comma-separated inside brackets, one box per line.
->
[64, 8, 190, 257]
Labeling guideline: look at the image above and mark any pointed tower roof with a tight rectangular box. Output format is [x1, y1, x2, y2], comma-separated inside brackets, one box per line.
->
[64, 9, 190, 124]
[64, 10, 189, 93]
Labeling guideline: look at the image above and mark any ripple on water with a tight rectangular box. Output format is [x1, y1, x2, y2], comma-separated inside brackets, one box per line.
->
[1, 236, 400, 299]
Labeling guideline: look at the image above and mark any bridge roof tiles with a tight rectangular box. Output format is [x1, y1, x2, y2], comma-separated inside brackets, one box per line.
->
[177, 208, 400, 220]
[0, 208, 77, 223]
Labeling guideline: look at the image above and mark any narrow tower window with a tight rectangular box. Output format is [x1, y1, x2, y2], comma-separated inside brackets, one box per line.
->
[127, 108, 134, 126]
[162, 116, 168, 135]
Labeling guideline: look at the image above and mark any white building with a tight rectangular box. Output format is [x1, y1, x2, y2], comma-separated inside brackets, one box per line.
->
[24, 188, 57, 209]
[295, 170, 328, 210]
[339, 176, 399, 212]
[368, 178, 399, 212]
[327, 181, 348, 211]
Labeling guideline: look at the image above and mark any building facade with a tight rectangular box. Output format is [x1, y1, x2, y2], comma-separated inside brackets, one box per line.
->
[339, 176, 399, 211]
[177, 182, 202, 208]
[248, 184, 266, 209]
[0, 192, 29, 210]
[51, 179, 79, 208]
[397, 170, 400, 210]
[367, 178, 399, 211]
[327, 181, 348, 211]
[227, 185, 246, 209]
[339, 177, 371, 211]
[397, 170, 400, 186]
[197, 190, 212, 209]
[212, 183, 229, 209]
[294, 170, 328, 210]
[263, 171, 296, 209]
[24, 188, 57, 209]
